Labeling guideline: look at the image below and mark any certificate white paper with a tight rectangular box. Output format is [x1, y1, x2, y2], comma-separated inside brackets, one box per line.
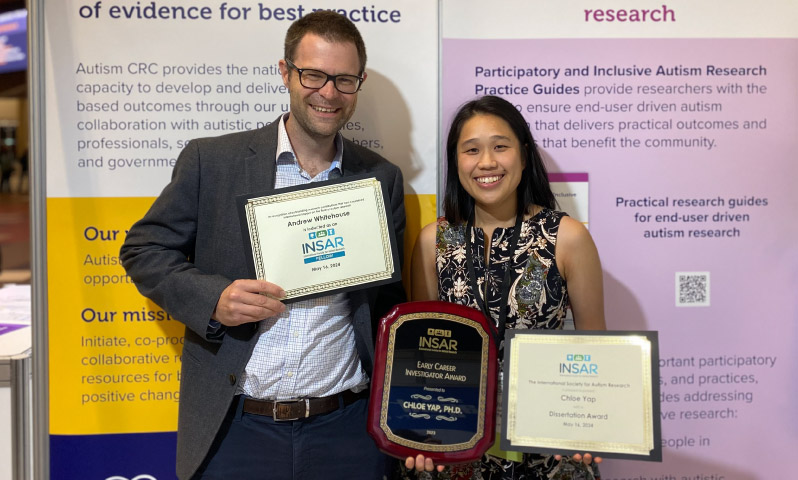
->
[501, 330, 661, 461]
[238, 176, 399, 300]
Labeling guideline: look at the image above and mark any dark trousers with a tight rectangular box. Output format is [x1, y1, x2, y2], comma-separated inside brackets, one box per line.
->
[194, 395, 389, 480]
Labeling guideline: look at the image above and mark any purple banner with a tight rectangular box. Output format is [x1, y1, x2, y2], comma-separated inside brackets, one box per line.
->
[444, 37, 798, 478]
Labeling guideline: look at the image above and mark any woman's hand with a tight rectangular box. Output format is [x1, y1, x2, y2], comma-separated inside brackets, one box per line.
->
[405, 452, 601, 475]
[554, 452, 602, 467]
[405, 455, 445, 473]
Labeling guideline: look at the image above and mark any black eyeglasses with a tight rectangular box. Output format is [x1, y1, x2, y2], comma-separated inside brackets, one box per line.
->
[284, 58, 363, 94]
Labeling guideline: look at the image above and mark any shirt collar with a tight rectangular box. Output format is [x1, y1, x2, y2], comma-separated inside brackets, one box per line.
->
[276, 114, 343, 174]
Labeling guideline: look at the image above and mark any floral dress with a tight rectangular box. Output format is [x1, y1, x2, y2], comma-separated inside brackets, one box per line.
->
[397, 209, 572, 480]
[436, 209, 569, 332]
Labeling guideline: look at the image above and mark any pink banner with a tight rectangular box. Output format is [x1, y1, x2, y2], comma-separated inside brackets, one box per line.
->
[444, 38, 798, 478]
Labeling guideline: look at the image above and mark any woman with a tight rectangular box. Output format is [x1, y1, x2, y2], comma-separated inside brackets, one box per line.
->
[405, 96, 606, 480]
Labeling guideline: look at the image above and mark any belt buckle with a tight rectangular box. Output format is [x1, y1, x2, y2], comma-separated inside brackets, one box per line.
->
[272, 399, 310, 421]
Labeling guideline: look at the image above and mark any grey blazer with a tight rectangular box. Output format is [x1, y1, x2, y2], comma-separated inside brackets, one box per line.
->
[120, 117, 406, 479]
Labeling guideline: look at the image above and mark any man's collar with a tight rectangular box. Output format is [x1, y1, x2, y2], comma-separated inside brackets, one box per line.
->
[276, 114, 343, 171]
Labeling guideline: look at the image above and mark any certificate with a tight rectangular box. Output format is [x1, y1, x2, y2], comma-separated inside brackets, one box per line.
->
[237, 175, 400, 301]
[501, 330, 662, 461]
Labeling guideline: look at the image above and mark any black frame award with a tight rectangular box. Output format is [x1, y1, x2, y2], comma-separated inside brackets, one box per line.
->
[367, 301, 498, 464]
[501, 329, 662, 461]
[236, 174, 401, 302]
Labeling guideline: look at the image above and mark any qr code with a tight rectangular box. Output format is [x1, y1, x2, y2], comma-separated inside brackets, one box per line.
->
[675, 272, 710, 307]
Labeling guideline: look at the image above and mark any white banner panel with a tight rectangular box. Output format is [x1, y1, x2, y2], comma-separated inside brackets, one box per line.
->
[40, 1, 438, 478]
[45, 0, 438, 198]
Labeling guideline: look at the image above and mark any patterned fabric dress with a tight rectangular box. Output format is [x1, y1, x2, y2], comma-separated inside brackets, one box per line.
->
[397, 208, 571, 480]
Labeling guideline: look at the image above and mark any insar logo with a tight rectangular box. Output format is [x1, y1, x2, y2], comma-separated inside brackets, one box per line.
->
[560, 353, 598, 375]
[303, 228, 345, 264]
[567, 354, 591, 362]
[419, 328, 457, 351]
[308, 228, 335, 239]
[303, 228, 344, 254]
[427, 328, 451, 338]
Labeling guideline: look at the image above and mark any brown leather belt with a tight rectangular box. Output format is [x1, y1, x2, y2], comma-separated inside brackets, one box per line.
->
[242, 389, 367, 421]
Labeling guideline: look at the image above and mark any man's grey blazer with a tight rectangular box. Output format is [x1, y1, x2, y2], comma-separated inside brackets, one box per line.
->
[120, 117, 406, 479]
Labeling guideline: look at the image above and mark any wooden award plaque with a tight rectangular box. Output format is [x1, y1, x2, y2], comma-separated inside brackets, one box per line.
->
[367, 301, 498, 464]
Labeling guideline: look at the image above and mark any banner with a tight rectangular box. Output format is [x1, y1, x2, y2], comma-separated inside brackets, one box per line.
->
[36, 0, 798, 477]
[441, 0, 797, 478]
[41, 0, 438, 477]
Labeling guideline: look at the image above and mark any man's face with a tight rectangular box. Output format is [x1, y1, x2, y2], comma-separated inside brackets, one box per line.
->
[280, 33, 365, 141]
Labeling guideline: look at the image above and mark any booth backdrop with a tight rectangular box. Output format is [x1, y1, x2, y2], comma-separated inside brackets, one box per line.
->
[37, 0, 797, 478]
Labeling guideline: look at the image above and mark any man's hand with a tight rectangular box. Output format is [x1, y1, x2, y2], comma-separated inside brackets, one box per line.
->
[212, 279, 286, 326]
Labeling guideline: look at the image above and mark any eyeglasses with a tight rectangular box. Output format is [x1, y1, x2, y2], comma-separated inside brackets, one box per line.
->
[284, 58, 363, 94]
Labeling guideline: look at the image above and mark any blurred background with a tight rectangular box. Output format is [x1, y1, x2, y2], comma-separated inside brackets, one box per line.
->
[0, 0, 30, 284]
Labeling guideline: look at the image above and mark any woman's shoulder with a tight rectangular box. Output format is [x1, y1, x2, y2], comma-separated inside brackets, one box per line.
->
[419, 217, 456, 242]
[553, 213, 594, 252]
[420, 216, 449, 232]
[417, 219, 442, 249]
[529, 208, 592, 249]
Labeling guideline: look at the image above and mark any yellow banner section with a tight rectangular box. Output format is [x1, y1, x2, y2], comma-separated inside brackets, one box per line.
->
[403, 194, 438, 291]
[47, 194, 437, 435]
[47, 197, 182, 434]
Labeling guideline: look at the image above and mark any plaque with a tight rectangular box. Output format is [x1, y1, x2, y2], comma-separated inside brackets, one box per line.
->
[367, 301, 498, 464]
[236, 175, 400, 302]
[501, 330, 662, 461]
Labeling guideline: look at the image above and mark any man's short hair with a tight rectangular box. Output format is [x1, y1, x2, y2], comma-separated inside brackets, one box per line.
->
[284, 11, 367, 74]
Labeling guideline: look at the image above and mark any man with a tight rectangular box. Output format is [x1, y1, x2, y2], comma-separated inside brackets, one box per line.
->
[120, 11, 405, 479]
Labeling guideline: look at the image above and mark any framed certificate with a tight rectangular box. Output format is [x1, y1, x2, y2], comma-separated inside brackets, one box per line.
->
[501, 330, 661, 461]
[237, 175, 400, 301]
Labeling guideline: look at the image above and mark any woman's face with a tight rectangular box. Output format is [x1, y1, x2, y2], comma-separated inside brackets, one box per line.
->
[456, 113, 525, 214]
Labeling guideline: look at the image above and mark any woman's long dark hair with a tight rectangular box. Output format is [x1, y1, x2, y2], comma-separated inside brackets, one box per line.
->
[443, 95, 556, 224]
